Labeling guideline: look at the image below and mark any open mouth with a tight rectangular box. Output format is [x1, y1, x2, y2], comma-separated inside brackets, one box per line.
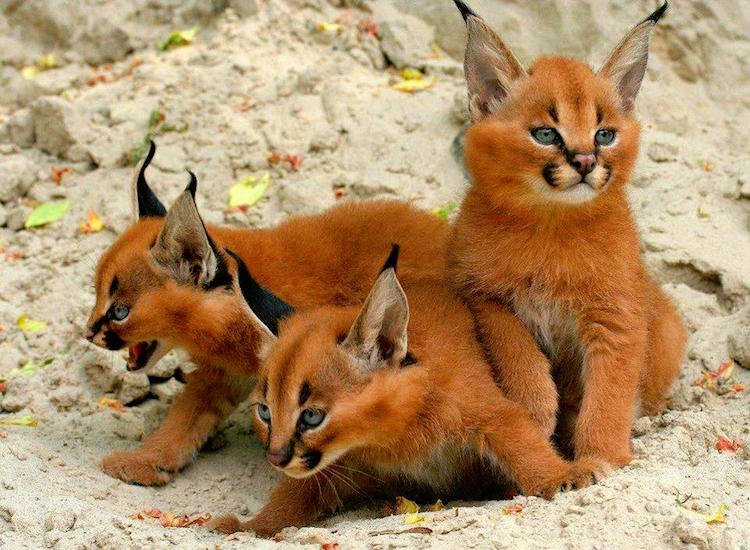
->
[127, 341, 159, 371]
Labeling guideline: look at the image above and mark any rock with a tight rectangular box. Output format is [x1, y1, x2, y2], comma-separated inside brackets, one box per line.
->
[6, 205, 33, 231]
[146, 352, 182, 379]
[0, 376, 32, 413]
[30, 96, 80, 157]
[77, 17, 134, 65]
[631, 415, 652, 436]
[49, 386, 83, 411]
[228, 0, 258, 17]
[727, 306, 750, 369]
[115, 371, 150, 405]
[0, 204, 7, 227]
[646, 141, 678, 163]
[377, 15, 435, 69]
[671, 514, 708, 549]
[452, 87, 469, 123]
[8, 109, 35, 149]
[44, 507, 77, 532]
[0, 155, 37, 203]
[152, 144, 186, 173]
[277, 180, 336, 216]
[151, 378, 184, 403]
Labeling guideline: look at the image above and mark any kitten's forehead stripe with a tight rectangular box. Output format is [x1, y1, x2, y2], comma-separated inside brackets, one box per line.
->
[271, 325, 315, 403]
[299, 382, 312, 406]
[548, 105, 558, 123]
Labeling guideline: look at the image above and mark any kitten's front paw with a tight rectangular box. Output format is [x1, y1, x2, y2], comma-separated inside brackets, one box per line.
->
[526, 459, 606, 500]
[101, 450, 178, 486]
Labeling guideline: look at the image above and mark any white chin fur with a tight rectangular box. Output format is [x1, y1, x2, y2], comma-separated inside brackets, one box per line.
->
[532, 178, 599, 205]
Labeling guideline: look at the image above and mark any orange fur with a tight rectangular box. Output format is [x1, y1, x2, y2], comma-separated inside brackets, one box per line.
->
[448, 5, 686, 466]
[89, 199, 449, 484]
[210, 275, 605, 537]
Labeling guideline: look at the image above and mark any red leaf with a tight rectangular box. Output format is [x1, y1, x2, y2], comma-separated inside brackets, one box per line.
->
[716, 435, 742, 453]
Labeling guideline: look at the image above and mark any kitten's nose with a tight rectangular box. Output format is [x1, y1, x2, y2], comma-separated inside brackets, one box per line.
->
[571, 153, 596, 176]
[84, 328, 95, 341]
[267, 447, 292, 467]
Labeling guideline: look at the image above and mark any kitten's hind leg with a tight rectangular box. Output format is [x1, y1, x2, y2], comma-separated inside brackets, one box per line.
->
[101, 365, 252, 486]
[640, 282, 686, 415]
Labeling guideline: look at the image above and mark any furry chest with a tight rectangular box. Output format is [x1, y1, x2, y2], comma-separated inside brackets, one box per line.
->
[512, 292, 582, 365]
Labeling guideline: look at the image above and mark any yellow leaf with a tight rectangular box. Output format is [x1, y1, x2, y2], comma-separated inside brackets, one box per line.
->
[79, 209, 106, 233]
[316, 22, 343, 33]
[395, 496, 419, 515]
[159, 26, 198, 51]
[705, 504, 728, 524]
[1, 415, 38, 427]
[424, 500, 444, 512]
[37, 53, 57, 70]
[432, 202, 457, 220]
[21, 66, 40, 80]
[98, 397, 126, 411]
[404, 514, 426, 525]
[17, 315, 47, 332]
[0, 358, 54, 381]
[392, 77, 435, 94]
[228, 173, 270, 209]
[400, 68, 423, 80]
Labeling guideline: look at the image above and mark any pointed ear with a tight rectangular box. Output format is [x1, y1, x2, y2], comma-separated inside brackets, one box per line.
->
[598, 2, 668, 112]
[150, 172, 223, 287]
[454, 0, 527, 122]
[225, 249, 294, 337]
[131, 140, 167, 219]
[342, 245, 409, 371]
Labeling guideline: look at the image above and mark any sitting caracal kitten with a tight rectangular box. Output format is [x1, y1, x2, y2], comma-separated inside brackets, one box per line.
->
[85, 142, 449, 486]
[209, 247, 604, 537]
[448, 1, 685, 467]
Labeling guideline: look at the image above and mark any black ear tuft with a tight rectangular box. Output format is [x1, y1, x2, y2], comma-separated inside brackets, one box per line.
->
[643, 1, 668, 24]
[185, 170, 197, 198]
[380, 243, 400, 274]
[226, 249, 294, 336]
[453, 0, 479, 22]
[137, 141, 167, 218]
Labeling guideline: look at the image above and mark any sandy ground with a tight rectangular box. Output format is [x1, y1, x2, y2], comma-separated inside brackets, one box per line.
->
[1, 0, 749, 548]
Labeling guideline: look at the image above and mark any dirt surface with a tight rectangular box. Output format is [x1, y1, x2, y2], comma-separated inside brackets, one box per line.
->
[1, 1, 749, 548]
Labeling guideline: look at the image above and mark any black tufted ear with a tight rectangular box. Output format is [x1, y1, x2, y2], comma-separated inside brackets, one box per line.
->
[341, 244, 409, 371]
[133, 141, 166, 218]
[226, 249, 294, 336]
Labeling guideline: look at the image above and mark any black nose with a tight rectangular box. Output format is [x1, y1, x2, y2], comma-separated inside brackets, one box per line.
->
[267, 446, 293, 467]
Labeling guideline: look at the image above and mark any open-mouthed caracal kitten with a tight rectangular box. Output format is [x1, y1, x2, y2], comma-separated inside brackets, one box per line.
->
[448, 1, 685, 467]
[209, 246, 605, 537]
[84, 142, 449, 485]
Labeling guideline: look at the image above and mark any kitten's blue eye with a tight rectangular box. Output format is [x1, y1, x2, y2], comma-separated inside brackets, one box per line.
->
[112, 304, 129, 321]
[595, 129, 616, 146]
[257, 403, 271, 422]
[301, 409, 325, 428]
[531, 127, 560, 146]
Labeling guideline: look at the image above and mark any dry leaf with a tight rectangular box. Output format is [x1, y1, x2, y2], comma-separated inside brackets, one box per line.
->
[424, 500, 444, 512]
[1, 415, 38, 427]
[392, 76, 435, 94]
[98, 397, 126, 412]
[693, 361, 743, 395]
[79, 209, 106, 233]
[704, 504, 728, 524]
[0, 382, 6, 393]
[21, 66, 40, 80]
[503, 503, 523, 515]
[321, 543, 340, 550]
[433, 202, 457, 220]
[404, 514, 426, 525]
[17, 314, 47, 332]
[395, 496, 419, 515]
[134, 508, 211, 528]
[51, 167, 72, 184]
[715, 435, 742, 453]
[0, 358, 53, 382]
[316, 22, 343, 33]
